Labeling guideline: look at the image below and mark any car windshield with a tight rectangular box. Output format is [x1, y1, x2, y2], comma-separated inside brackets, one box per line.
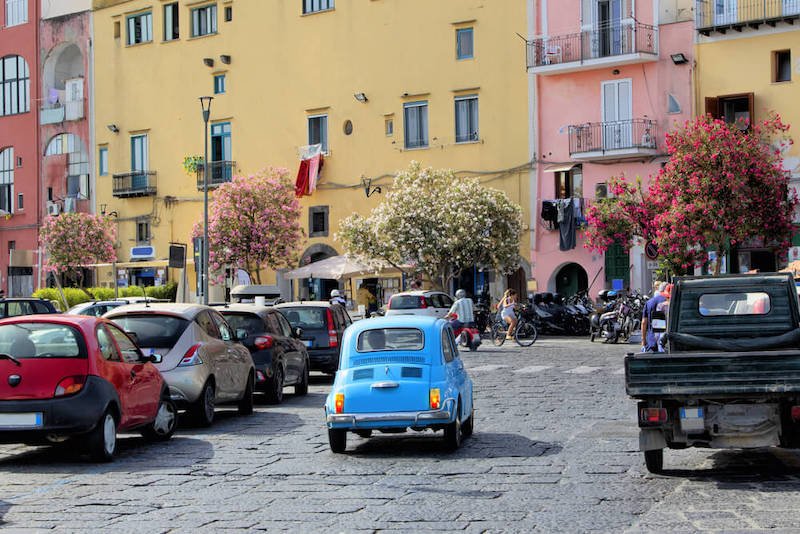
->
[356, 328, 424, 352]
[389, 295, 424, 310]
[280, 307, 326, 329]
[110, 315, 189, 348]
[0, 323, 84, 359]
[220, 313, 263, 337]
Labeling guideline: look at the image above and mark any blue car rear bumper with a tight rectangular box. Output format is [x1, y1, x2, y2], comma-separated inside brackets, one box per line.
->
[325, 398, 456, 430]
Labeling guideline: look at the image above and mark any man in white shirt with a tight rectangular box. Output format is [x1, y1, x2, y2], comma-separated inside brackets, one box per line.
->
[445, 289, 474, 331]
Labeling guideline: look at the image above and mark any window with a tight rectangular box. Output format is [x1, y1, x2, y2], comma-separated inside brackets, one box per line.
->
[303, 0, 334, 14]
[706, 93, 754, 131]
[211, 122, 231, 162]
[456, 27, 474, 59]
[213, 74, 226, 94]
[454, 95, 478, 143]
[308, 114, 328, 153]
[441, 329, 455, 362]
[66, 174, 88, 199]
[210, 311, 233, 341]
[0, 55, 30, 116]
[309, 206, 329, 237]
[131, 134, 148, 171]
[385, 117, 394, 136]
[404, 101, 429, 149]
[196, 311, 220, 338]
[99, 147, 108, 176]
[136, 220, 151, 244]
[0, 148, 13, 214]
[555, 165, 583, 199]
[107, 324, 142, 363]
[773, 50, 791, 83]
[47, 187, 53, 202]
[224, 6, 232, 21]
[5, 0, 26, 27]
[192, 4, 217, 37]
[667, 94, 681, 114]
[356, 328, 424, 352]
[699, 292, 771, 316]
[164, 2, 179, 41]
[127, 11, 153, 45]
[97, 327, 119, 361]
[16, 193, 21, 210]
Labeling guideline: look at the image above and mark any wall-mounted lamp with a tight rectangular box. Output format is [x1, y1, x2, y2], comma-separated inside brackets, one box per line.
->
[670, 53, 688, 65]
[361, 176, 381, 198]
[203, 57, 215, 67]
[107, 124, 119, 133]
[220, 54, 231, 64]
[354, 92, 368, 103]
[99, 204, 118, 217]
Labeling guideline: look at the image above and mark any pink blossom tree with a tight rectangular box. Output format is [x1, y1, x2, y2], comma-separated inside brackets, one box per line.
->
[193, 168, 303, 284]
[585, 114, 798, 274]
[40, 212, 117, 287]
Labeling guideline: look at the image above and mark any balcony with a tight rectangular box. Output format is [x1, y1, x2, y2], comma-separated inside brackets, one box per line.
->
[696, 0, 800, 35]
[112, 172, 157, 198]
[40, 106, 65, 125]
[568, 119, 659, 161]
[526, 22, 658, 75]
[65, 99, 84, 121]
[196, 161, 236, 190]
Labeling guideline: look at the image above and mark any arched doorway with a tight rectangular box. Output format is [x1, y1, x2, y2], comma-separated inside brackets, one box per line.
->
[506, 267, 526, 299]
[298, 244, 339, 301]
[555, 263, 588, 298]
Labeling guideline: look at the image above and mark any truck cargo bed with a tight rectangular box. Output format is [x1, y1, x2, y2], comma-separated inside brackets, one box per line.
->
[625, 350, 800, 398]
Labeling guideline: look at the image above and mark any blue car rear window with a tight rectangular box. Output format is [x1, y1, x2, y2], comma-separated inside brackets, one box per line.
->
[356, 328, 424, 352]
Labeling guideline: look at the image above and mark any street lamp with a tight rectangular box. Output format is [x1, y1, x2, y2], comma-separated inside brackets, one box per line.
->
[199, 96, 213, 305]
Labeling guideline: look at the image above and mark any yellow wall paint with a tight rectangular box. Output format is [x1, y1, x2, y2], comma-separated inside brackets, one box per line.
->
[93, 0, 531, 294]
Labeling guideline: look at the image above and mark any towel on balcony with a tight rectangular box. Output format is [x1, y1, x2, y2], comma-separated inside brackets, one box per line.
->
[559, 200, 576, 251]
[295, 144, 325, 197]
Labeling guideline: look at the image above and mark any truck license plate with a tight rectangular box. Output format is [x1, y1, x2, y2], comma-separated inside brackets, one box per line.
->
[680, 407, 704, 432]
[304, 340, 313, 348]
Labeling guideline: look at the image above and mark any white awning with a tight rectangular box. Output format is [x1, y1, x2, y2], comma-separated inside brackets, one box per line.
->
[543, 163, 578, 173]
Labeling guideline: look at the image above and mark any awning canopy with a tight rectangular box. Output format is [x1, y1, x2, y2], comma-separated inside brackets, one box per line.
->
[285, 255, 381, 280]
[543, 163, 578, 173]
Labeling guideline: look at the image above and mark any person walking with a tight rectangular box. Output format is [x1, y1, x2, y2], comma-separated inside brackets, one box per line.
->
[641, 282, 669, 352]
[499, 289, 518, 339]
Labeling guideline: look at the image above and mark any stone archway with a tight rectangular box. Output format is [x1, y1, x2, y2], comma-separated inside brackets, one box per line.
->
[552, 262, 589, 298]
[297, 244, 339, 301]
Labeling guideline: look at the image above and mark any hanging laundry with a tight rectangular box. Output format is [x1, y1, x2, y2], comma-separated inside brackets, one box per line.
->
[559, 199, 576, 251]
[294, 144, 325, 197]
[541, 200, 558, 230]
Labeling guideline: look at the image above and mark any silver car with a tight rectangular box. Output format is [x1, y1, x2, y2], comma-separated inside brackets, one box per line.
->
[105, 303, 255, 426]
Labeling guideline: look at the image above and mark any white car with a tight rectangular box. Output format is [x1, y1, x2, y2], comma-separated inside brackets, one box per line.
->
[384, 290, 454, 318]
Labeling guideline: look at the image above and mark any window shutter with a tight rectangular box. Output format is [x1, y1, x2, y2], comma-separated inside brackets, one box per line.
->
[704, 97, 719, 119]
[746, 92, 755, 124]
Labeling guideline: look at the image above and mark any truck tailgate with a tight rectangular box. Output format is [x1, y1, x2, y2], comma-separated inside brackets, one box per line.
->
[625, 350, 800, 398]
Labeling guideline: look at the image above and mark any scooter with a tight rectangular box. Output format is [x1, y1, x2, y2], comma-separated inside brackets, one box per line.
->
[450, 314, 482, 351]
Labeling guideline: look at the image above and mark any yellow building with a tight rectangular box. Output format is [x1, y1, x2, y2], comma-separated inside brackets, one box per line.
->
[91, 0, 532, 303]
[695, 0, 800, 272]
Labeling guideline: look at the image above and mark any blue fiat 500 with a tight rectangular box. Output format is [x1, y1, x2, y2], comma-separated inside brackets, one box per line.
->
[324, 315, 474, 453]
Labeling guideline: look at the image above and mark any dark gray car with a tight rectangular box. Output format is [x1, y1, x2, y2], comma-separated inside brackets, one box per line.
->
[274, 301, 351, 374]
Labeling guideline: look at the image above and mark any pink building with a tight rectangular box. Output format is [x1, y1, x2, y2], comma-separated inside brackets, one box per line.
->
[527, 0, 694, 297]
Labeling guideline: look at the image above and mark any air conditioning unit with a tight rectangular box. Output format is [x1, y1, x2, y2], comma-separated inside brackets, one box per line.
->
[46, 201, 60, 216]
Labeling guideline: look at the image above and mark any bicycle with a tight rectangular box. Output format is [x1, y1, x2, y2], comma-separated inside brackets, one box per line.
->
[490, 308, 538, 347]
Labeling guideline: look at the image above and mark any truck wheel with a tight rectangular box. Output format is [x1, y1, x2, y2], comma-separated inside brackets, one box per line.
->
[328, 428, 347, 453]
[644, 449, 664, 473]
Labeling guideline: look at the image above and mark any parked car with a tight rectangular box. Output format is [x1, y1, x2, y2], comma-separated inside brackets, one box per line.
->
[274, 301, 352, 374]
[68, 300, 132, 317]
[0, 298, 59, 318]
[0, 315, 178, 461]
[217, 304, 310, 404]
[384, 291, 454, 318]
[324, 315, 474, 453]
[104, 303, 255, 426]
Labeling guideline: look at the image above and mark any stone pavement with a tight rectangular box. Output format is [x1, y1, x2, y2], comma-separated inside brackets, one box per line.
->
[2, 337, 800, 532]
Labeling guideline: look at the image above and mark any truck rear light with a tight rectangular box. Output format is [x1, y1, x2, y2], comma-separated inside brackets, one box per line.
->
[254, 335, 274, 350]
[326, 309, 338, 348]
[429, 388, 441, 410]
[334, 392, 344, 413]
[640, 407, 668, 424]
[54, 375, 86, 397]
[791, 406, 800, 422]
[178, 344, 203, 367]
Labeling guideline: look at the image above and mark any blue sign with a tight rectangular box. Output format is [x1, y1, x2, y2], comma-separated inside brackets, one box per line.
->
[611, 278, 624, 291]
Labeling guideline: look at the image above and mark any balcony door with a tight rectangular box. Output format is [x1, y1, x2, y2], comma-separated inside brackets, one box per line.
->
[211, 122, 232, 182]
[784, 0, 800, 15]
[596, 0, 622, 58]
[130, 134, 148, 190]
[601, 79, 632, 151]
[714, 0, 737, 25]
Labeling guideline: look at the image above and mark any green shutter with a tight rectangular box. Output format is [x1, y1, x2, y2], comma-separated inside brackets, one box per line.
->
[605, 242, 630, 285]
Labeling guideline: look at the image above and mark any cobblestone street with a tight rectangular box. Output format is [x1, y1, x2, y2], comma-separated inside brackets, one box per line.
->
[3, 337, 800, 533]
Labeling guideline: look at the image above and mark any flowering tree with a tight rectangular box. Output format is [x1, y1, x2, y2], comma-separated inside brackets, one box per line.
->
[40, 213, 117, 287]
[193, 168, 303, 284]
[585, 114, 798, 274]
[338, 162, 522, 290]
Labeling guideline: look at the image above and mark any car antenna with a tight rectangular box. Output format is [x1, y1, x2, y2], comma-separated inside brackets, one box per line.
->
[140, 285, 149, 308]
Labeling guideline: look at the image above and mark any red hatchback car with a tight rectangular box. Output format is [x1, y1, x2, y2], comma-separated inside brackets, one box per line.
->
[0, 316, 178, 461]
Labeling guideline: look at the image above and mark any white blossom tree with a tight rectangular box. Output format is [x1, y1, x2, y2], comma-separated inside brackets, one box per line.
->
[338, 162, 522, 290]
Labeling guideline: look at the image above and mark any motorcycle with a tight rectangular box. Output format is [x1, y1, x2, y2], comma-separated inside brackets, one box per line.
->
[451, 314, 482, 351]
[589, 289, 620, 342]
[473, 293, 491, 337]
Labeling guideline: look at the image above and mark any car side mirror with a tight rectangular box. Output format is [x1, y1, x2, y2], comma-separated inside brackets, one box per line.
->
[294, 327, 303, 338]
[139, 352, 161, 364]
[235, 328, 248, 342]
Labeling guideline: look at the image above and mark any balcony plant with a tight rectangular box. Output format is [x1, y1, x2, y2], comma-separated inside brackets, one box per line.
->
[182, 155, 204, 176]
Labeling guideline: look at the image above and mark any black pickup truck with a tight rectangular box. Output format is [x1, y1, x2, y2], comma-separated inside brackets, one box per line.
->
[625, 273, 800, 473]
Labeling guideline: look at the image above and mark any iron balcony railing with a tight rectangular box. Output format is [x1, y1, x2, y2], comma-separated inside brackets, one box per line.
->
[196, 161, 235, 189]
[526, 22, 657, 69]
[568, 119, 658, 156]
[696, 0, 800, 32]
[113, 171, 157, 197]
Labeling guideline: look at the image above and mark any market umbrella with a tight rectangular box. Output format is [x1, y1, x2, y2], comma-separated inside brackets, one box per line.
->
[284, 255, 379, 280]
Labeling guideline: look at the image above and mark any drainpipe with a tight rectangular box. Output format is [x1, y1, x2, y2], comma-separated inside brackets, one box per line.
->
[34, 0, 42, 292]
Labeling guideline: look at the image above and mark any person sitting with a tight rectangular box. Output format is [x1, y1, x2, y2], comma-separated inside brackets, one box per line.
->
[330, 289, 346, 307]
[364, 329, 386, 351]
[445, 289, 475, 332]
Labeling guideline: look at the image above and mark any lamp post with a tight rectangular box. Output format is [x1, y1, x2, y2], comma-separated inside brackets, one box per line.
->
[199, 96, 213, 304]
